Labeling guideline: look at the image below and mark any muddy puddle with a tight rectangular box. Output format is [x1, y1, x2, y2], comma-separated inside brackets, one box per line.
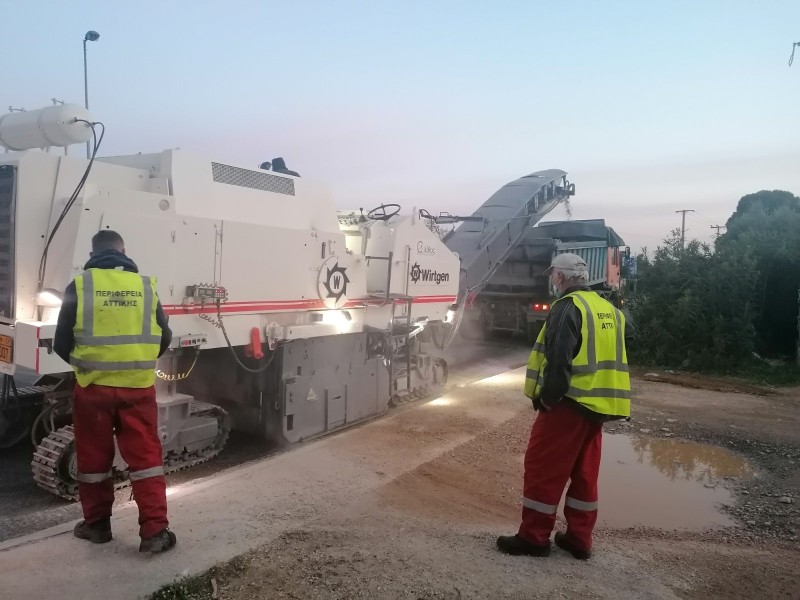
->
[593, 434, 754, 529]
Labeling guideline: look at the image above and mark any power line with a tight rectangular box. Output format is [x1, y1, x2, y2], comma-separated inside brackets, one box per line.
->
[675, 209, 694, 249]
[690, 210, 720, 226]
[710, 225, 726, 238]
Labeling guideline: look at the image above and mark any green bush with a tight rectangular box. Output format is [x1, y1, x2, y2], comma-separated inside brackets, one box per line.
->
[628, 190, 800, 374]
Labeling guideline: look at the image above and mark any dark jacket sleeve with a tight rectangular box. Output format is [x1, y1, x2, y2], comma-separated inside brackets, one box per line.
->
[156, 301, 172, 357]
[539, 299, 582, 408]
[53, 281, 77, 364]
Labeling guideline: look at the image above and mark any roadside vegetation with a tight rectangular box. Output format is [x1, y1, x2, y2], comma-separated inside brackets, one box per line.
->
[627, 190, 800, 385]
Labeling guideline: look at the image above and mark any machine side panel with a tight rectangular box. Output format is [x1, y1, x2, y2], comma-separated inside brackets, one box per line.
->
[390, 218, 459, 318]
[361, 216, 459, 319]
[97, 212, 175, 298]
[280, 334, 386, 444]
[12, 153, 62, 320]
[218, 221, 367, 310]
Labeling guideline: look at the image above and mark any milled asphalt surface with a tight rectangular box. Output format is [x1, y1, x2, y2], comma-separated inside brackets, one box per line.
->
[0, 338, 530, 542]
[0, 359, 534, 599]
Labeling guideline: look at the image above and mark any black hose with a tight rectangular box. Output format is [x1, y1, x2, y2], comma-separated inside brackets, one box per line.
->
[37, 121, 106, 292]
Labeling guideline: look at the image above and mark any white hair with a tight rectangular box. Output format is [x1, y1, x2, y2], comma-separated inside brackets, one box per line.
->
[553, 267, 589, 285]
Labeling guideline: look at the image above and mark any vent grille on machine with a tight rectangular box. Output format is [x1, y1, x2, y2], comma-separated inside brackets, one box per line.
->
[211, 162, 295, 196]
[0, 165, 16, 319]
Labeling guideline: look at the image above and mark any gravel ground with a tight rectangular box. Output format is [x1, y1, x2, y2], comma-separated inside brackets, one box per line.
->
[152, 371, 800, 600]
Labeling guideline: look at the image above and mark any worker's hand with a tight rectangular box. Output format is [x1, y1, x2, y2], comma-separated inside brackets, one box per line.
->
[532, 396, 550, 411]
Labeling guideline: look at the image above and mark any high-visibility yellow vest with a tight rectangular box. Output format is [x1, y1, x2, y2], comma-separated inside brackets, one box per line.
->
[70, 269, 162, 388]
[524, 290, 630, 418]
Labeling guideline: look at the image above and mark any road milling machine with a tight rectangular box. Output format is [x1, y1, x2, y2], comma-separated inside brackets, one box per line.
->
[0, 104, 574, 500]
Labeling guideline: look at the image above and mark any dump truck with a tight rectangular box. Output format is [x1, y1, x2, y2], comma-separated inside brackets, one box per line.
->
[458, 219, 627, 342]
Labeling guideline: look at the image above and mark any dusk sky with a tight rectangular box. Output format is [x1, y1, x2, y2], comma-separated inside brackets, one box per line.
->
[3, 1, 799, 252]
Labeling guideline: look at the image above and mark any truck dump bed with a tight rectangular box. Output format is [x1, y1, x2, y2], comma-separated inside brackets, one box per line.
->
[537, 219, 625, 289]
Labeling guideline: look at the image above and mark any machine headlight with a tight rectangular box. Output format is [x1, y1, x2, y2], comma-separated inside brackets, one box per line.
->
[37, 288, 63, 308]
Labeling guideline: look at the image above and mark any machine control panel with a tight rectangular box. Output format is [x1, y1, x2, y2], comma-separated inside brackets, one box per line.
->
[185, 285, 227, 302]
[171, 334, 208, 349]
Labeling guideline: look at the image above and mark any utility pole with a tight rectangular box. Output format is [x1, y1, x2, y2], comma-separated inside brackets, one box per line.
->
[675, 209, 694, 249]
[710, 224, 726, 238]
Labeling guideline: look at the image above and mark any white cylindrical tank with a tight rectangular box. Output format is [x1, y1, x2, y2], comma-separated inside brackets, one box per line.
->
[0, 104, 94, 151]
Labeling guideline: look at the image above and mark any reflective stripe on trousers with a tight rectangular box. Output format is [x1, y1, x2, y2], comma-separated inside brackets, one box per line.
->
[524, 497, 598, 514]
[522, 497, 558, 514]
[77, 470, 112, 483]
[565, 496, 598, 511]
[129, 465, 165, 481]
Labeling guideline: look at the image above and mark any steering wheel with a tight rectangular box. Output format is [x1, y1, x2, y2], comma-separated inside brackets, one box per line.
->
[366, 203, 402, 221]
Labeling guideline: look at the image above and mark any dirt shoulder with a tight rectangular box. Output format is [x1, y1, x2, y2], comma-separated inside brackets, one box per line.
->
[153, 373, 800, 600]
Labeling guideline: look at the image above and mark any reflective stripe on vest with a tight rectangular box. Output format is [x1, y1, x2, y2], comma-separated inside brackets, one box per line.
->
[77, 470, 112, 483]
[523, 329, 548, 400]
[129, 465, 165, 481]
[70, 269, 162, 389]
[70, 358, 159, 371]
[523, 290, 631, 418]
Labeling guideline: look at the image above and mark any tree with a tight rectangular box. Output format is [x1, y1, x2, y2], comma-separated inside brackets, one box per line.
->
[719, 191, 800, 356]
[629, 190, 800, 370]
[725, 190, 799, 226]
[629, 230, 758, 369]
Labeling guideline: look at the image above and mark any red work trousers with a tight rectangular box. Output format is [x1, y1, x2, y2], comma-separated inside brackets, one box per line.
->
[518, 402, 602, 552]
[72, 384, 168, 538]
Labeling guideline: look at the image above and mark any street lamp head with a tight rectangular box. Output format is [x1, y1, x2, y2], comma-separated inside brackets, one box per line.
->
[84, 31, 100, 42]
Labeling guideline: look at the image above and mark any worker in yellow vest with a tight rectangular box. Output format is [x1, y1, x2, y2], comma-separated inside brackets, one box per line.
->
[53, 230, 175, 553]
[497, 253, 631, 560]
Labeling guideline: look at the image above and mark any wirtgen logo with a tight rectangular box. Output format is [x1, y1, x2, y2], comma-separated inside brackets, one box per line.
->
[410, 263, 450, 285]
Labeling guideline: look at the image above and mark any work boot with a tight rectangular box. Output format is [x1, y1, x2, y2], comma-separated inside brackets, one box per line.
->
[139, 528, 177, 554]
[73, 518, 112, 544]
[496, 534, 551, 557]
[554, 532, 591, 560]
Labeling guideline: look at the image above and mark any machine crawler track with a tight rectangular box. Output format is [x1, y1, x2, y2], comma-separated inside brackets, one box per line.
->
[0, 383, 59, 449]
[31, 401, 230, 501]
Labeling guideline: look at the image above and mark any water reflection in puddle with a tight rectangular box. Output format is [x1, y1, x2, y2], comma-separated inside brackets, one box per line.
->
[593, 434, 754, 530]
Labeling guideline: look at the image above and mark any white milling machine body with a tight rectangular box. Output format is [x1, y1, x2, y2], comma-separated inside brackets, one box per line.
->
[0, 105, 573, 500]
[0, 108, 459, 498]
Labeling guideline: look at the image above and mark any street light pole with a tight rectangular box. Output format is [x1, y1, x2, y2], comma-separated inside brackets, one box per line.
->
[83, 30, 100, 159]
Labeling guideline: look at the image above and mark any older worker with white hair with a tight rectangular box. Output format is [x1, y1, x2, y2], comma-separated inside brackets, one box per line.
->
[497, 253, 631, 560]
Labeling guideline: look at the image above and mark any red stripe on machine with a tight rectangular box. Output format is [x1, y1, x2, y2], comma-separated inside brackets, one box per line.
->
[162, 295, 457, 316]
